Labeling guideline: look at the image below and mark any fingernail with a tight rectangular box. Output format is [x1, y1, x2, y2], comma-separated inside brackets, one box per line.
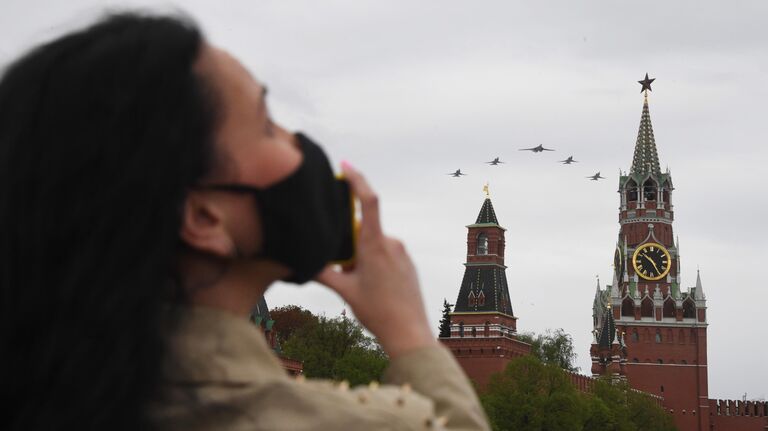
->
[341, 160, 355, 172]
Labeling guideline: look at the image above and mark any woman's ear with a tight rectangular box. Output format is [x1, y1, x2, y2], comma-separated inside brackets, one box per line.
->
[179, 192, 235, 258]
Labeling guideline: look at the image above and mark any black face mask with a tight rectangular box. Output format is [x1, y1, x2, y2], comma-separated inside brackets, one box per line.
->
[204, 133, 349, 284]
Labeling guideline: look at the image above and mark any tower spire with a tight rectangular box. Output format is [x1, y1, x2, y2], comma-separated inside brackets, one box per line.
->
[694, 269, 705, 300]
[630, 75, 661, 176]
[475, 194, 499, 225]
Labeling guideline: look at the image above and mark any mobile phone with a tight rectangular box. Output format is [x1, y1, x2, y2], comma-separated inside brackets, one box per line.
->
[333, 177, 357, 264]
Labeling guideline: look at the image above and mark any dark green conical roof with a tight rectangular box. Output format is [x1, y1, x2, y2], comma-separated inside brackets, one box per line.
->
[597, 306, 616, 349]
[630, 96, 662, 176]
[475, 198, 499, 224]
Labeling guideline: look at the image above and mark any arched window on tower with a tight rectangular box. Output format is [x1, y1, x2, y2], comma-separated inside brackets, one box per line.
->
[683, 298, 696, 318]
[477, 233, 489, 255]
[626, 179, 638, 202]
[641, 296, 654, 318]
[663, 297, 675, 318]
[477, 291, 486, 306]
[632, 329, 639, 342]
[468, 291, 476, 306]
[622, 297, 634, 317]
[643, 178, 657, 201]
[655, 330, 662, 343]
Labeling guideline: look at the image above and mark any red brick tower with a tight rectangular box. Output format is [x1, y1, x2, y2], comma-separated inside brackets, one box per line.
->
[440, 189, 531, 389]
[591, 78, 709, 431]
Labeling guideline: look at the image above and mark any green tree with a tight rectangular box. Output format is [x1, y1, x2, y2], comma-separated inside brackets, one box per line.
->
[516, 328, 579, 372]
[269, 305, 318, 345]
[582, 378, 634, 431]
[282, 314, 388, 386]
[481, 355, 677, 431]
[481, 355, 587, 431]
[438, 299, 453, 338]
[584, 378, 676, 431]
[625, 385, 677, 431]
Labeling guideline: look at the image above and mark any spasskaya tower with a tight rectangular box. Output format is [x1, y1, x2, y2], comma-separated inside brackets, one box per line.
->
[590, 75, 709, 431]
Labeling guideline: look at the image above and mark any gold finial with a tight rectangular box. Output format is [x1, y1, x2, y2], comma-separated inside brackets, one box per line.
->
[483, 182, 490, 198]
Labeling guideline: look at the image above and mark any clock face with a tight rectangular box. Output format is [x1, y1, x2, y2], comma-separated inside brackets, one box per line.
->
[614, 247, 624, 278]
[632, 242, 671, 281]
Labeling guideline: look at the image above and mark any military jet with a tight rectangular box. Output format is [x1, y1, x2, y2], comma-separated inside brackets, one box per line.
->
[559, 156, 578, 164]
[587, 172, 606, 181]
[486, 157, 504, 166]
[519, 145, 555, 153]
[447, 169, 467, 177]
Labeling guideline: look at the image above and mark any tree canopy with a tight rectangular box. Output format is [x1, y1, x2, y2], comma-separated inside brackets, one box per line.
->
[438, 299, 453, 338]
[481, 355, 677, 431]
[269, 305, 318, 345]
[516, 328, 579, 372]
[277, 309, 388, 386]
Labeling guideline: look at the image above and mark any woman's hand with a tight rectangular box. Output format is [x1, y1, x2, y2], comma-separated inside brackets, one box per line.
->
[315, 162, 437, 359]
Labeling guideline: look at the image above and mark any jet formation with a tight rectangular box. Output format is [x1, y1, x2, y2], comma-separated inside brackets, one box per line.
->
[449, 148, 604, 181]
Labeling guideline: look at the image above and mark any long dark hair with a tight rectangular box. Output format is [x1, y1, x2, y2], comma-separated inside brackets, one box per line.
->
[0, 13, 217, 430]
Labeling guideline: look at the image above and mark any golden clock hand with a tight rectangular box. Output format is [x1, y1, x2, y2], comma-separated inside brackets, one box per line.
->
[642, 252, 661, 273]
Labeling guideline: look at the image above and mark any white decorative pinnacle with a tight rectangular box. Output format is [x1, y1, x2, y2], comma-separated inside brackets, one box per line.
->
[610, 271, 620, 299]
[694, 269, 705, 300]
[593, 278, 603, 306]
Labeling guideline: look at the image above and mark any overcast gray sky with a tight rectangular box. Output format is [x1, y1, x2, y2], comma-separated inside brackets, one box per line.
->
[3, 0, 766, 400]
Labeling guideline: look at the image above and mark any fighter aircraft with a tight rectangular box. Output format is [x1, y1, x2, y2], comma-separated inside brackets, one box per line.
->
[486, 157, 504, 166]
[559, 156, 578, 164]
[447, 169, 467, 177]
[519, 144, 555, 153]
[587, 172, 606, 181]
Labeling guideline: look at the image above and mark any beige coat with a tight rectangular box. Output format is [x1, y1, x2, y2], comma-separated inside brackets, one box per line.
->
[151, 306, 490, 430]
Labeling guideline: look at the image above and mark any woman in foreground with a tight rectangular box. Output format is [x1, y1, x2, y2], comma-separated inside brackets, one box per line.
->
[0, 13, 489, 430]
